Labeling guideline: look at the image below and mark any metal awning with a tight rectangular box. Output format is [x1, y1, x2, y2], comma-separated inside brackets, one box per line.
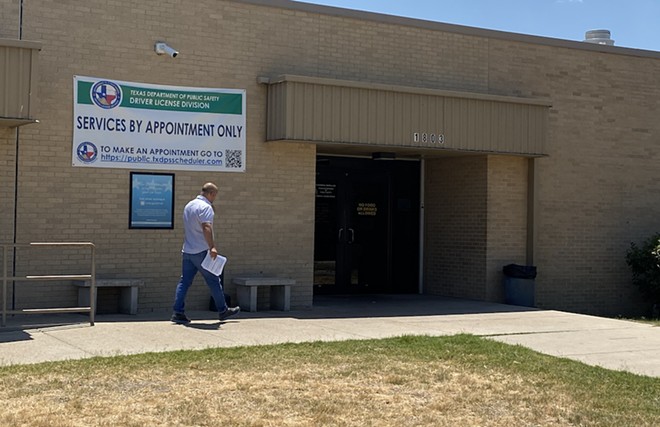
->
[0, 118, 38, 128]
[0, 38, 41, 128]
[262, 75, 550, 157]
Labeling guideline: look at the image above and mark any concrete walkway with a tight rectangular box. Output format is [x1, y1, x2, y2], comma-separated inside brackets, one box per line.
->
[1, 295, 659, 377]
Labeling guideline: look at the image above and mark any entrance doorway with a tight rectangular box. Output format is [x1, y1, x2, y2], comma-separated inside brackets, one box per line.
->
[314, 155, 420, 295]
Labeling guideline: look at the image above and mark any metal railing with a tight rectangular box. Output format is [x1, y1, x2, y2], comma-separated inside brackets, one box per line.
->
[2, 242, 96, 327]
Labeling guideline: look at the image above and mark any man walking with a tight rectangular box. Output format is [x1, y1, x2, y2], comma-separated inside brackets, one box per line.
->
[171, 182, 240, 324]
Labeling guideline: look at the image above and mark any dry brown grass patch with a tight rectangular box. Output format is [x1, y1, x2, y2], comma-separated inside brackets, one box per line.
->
[0, 335, 657, 426]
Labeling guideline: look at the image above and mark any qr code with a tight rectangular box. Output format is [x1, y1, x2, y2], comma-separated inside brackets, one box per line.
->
[225, 150, 243, 168]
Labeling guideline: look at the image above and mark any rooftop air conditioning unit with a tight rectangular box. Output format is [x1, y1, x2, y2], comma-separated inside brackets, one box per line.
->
[584, 29, 615, 46]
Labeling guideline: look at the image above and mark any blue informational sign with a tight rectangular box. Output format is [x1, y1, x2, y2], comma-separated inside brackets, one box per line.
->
[129, 172, 174, 229]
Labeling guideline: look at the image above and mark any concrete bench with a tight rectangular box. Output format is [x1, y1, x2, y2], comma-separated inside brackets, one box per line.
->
[73, 279, 144, 315]
[232, 277, 294, 312]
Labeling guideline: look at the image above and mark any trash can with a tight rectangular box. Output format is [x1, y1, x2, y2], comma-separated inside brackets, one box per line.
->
[502, 264, 536, 307]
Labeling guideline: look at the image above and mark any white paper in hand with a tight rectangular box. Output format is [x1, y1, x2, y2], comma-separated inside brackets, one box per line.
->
[201, 251, 227, 276]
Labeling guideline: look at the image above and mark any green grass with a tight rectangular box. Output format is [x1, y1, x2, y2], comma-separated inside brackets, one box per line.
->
[1, 335, 658, 426]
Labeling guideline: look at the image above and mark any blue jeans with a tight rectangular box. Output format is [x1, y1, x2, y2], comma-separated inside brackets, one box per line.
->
[173, 251, 228, 314]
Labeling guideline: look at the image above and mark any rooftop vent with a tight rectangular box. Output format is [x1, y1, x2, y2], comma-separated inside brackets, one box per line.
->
[584, 29, 615, 46]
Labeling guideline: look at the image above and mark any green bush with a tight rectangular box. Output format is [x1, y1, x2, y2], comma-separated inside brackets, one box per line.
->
[625, 233, 660, 315]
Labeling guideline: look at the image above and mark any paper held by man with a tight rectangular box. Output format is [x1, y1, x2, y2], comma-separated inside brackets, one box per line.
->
[201, 251, 227, 276]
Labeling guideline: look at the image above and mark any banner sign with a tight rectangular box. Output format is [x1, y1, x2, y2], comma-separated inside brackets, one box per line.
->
[73, 76, 246, 172]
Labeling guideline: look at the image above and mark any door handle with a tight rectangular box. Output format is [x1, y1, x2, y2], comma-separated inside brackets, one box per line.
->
[338, 228, 344, 241]
[348, 228, 355, 244]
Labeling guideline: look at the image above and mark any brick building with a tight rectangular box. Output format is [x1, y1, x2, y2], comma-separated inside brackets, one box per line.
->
[1, 0, 658, 316]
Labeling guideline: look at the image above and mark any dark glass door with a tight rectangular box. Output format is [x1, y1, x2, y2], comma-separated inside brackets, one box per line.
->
[314, 156, 419, 295]
[340, 169, 389, 292]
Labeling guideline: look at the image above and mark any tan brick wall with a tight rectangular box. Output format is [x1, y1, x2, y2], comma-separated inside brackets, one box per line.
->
[0, 0, 19, 38]
[315, 15, 489, 92]
[425, 156, 528, 302]
[0, 128, 16, 308]
[487, 40, 659, 315]
[0, 128, 16, 247]
[6, 0, 659, 315]
[424, 156, 488, 300]
[0, 128, 16, 312]
[485, 156, 529, 302]
[12, 0, 320, 312]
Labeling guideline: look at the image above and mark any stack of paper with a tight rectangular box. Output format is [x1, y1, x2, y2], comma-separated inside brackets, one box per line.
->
[201, 251, 227, 276]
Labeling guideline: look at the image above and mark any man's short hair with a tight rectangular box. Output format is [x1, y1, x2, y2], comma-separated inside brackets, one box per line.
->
[201, 182, 218, 195]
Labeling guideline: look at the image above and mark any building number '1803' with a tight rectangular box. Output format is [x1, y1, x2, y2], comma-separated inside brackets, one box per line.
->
[413, 133, 445, 144]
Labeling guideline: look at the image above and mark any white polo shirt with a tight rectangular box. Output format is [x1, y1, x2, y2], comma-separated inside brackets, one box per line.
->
[182, 195, 215, 254]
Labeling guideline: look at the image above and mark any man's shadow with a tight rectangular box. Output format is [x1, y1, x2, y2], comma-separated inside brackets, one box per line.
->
[182, 319, 240, 330]
[182, 322, 221, 330]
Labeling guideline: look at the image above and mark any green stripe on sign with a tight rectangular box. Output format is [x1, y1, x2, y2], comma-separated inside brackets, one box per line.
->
[77, 81, 93, 104]
[76, 81, 243, 115]
[121, 85, 242, 114]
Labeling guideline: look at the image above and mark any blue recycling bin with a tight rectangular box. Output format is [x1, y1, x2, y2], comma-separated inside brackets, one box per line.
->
[503, 264, 536, 307]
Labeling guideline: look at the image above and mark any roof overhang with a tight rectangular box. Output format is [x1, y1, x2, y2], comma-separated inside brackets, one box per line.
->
[0, 38, 41, 128]
[261, 75, 551, 158]
[0, 118, 39, 128]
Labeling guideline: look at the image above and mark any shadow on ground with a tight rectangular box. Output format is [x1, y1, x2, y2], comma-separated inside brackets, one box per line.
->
[0, 294, 537, 341]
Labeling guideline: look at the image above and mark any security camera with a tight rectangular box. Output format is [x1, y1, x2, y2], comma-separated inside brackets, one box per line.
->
[155, 42, 179, 58]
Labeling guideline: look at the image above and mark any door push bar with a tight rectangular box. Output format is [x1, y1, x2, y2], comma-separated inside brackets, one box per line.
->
[337, 228, 355, 244]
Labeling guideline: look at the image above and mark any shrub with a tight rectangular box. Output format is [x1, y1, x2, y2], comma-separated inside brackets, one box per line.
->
[625, 233, 660, 315]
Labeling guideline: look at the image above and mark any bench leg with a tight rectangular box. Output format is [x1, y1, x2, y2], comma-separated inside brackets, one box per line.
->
[271, 285, 290, 311]
[119, 287, 139, 315]
[237, 286, 258, 312]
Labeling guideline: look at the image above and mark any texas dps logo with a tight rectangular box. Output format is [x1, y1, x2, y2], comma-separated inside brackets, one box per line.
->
[91, 80, 122, 109]
[76, 142, 98, 163]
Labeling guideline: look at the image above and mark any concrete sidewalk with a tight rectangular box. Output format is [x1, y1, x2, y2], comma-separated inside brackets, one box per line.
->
[1, 295, 659, 377]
